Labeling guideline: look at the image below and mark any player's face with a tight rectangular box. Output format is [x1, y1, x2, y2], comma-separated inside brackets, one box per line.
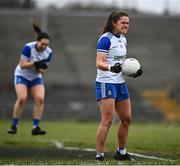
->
[113, 16, 129, 34]
[37, 39, 49, 52]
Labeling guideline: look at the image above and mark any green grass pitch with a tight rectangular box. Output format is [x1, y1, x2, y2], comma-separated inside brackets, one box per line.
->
[0, 120, 180, 165]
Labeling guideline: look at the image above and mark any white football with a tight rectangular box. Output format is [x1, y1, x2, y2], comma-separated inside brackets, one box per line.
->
[122, 58, 141, 76]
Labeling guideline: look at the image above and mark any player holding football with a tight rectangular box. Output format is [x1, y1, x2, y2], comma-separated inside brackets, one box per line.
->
[95, 11, 142, 161]
[7, 20, 53, 135]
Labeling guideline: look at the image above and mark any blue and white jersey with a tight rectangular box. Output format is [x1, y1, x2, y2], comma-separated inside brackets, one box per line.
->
[96, 32, 127, 83]
[15, 41, 53, 81]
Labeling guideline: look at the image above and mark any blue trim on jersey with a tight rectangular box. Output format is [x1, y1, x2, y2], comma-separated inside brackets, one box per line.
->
[14, 76, 44, 88]
[96, 82, 129, 101]
[97, 36, 111, 53]
[45, 52, 53, 63]
[97, 49, 108, 53]
[22, 45, 31, 59]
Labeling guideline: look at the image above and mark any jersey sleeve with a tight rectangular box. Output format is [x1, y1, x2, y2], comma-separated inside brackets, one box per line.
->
[97, 36, 111, 54]
[21, 45, 31, 61]
[44, 52, 53, 65]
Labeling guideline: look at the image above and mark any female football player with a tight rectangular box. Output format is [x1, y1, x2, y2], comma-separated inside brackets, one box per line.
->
[7, 20, 53, 135]
[95, 11, 142, 160]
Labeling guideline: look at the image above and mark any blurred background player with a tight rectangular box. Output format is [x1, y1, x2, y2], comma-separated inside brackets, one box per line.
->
[7, 20, 53, 135]
[95, 11, 142, 160]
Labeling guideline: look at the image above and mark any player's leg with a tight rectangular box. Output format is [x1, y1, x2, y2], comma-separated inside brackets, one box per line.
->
[114, 98, 132, 160]
[7, 76, 28, 134]
[13, 84, 28, 119]
[31, 84, 45, 120]
[96, 98, 115, 160]
[113, 82, 132, 160]
[116, 98, 131, 147]
[30, 78, 46, 135]
[95, 82, 117, 160]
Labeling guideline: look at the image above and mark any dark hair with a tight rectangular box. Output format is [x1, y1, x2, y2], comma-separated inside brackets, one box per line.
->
[100, 11, 129, 35]
[32, 19, 50, 41]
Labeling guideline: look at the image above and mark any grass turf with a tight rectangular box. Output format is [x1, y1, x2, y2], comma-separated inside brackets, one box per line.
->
[0, 120, 180, 164]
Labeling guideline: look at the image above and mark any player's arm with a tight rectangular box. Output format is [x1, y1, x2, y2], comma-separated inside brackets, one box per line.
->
[34, 52, 52, 73]
[19, 58, 34, 69]
[96, 52, 109, 71]
[96, 36, 121, 73]
[96, 54, 121, 73]
[20, 45, 34, 69]
[96, 36, 111, 71]
[37, 68, 46, 74]
[20, 59, 48, 74]
[35, 52, 52, 72]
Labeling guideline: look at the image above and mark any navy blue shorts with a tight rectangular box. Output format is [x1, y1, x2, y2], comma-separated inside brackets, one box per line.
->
[14, 76, 44, 89]
[96, 82, 129, 101]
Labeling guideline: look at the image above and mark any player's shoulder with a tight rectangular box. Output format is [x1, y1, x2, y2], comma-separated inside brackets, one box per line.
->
[46, 46, 52, 52]
[45, 46, 53, 54]
[24, 41, 36, 49]
[98, 32, 113, 45]
[100, 32, 114, 40]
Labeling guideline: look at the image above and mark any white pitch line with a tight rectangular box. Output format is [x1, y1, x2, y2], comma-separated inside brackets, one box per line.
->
[50, 140, 64, 149]
[129, 152, 172, 161]
[50, 140, 172, 161]
[50, 140, 95, 151]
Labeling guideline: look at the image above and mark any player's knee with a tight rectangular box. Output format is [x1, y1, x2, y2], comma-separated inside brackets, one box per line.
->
[34, 96, 44, 105]
[102, 118, 113, 128]
[17, 96, 27, 106]
[126, 116, 132, 125]
[121, 116, 132, 126]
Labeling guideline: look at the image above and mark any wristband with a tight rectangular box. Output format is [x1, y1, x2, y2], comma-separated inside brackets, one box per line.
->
[108, 65, 112, 71]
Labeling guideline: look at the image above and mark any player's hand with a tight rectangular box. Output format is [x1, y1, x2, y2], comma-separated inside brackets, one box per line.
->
[38, 68, 46, 74]
[132, 68, 143, 78]
[34, 60, 48, 70]
[109, 63, 122, 73]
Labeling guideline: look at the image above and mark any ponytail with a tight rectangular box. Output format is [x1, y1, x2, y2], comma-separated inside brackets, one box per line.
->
[31, 19, 50, 41]
[32, 19, 42, 34]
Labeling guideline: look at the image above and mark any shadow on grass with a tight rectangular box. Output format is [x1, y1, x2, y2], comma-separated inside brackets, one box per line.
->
[0, 146, 178, 165]
[0, 146, 98, 160]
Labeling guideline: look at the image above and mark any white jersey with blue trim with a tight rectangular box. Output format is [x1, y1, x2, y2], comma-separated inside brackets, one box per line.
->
[96, 32, 127, 83]
[15, 41, 53, 81]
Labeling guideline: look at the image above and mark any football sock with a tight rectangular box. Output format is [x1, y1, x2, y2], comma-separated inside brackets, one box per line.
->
[117, 147, 126, 155]
[33, 119, 40, 128]
[12, 118, 19, 127]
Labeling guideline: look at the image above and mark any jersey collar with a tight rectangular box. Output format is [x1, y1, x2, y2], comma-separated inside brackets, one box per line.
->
[111, 32, 121, 38]
[35, 43, 41, 52]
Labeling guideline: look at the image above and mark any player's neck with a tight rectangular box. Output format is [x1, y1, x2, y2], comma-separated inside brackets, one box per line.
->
[111, 31, 121, 38]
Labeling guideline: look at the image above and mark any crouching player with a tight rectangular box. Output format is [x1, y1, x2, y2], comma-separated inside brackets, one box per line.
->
[7, 20, 53, 135]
